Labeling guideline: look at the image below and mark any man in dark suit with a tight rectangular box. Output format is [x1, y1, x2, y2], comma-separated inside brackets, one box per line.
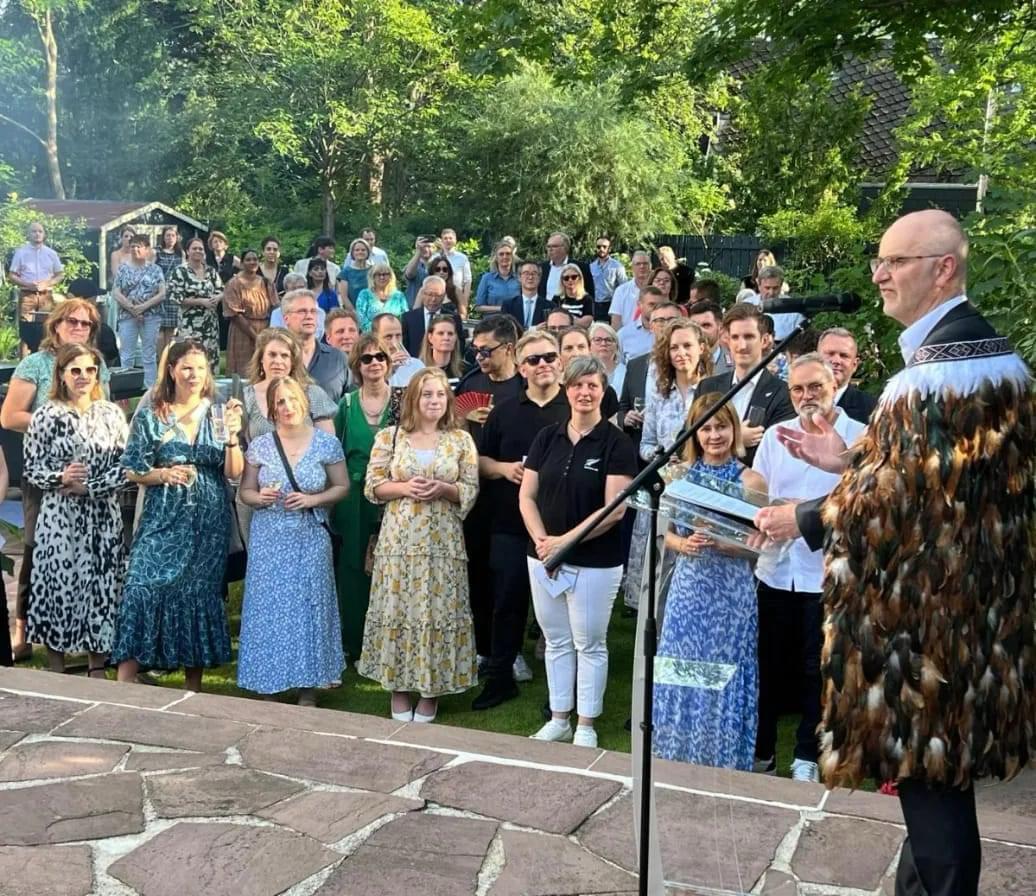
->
[696, 303, 795, 465]
[400, 275, 465, 358]
[818, 326, 878, 424]
[502, 261, 557, 330]
[537, 231, 594, 302]
[756, 210, 1035, 896]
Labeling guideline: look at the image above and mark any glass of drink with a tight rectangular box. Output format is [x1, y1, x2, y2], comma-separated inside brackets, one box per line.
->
[210, 402, 227, 443]
[182, 466, 198, 507]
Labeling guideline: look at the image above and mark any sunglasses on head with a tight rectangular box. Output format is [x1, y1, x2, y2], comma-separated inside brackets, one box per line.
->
[521, 351, 558, 367]
[68, 365, 98, 377]
[359, 352, 389, 365]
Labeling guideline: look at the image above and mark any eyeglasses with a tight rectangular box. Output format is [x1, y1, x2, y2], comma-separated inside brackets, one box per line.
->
[68, 365, 98, 377]
[286, 308, 318, 316]
[374, 271, 391, 277]
[521, 351, 559, 367]
[591, 336, 616, 345]
[869, 254, 945, 273]
[561, 274, 580, 282]
[789, 381, 830, 397]
[474, 343, 504, 359]
[62, 318, 93, 329]
[359, 352, 389, 365]
[596, 244, 609, 250]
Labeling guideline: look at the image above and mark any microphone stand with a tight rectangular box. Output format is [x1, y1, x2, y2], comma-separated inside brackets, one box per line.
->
[544, 318, 813, 896]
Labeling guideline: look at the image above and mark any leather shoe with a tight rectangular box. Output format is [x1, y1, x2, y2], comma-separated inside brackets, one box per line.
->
[472, 678, 519, 711]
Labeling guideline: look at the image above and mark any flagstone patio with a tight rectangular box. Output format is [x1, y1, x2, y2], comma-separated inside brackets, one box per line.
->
[0, 667, 1033, 896]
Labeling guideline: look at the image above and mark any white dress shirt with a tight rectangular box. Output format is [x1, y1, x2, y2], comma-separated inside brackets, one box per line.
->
[897, 294, 967, 364]
[752, 409, 866, 591]
[730, 370, 763, 420]
[617, 320, 653, 363]
[445, 249, 471, 293]
[545, 258, 570, 300]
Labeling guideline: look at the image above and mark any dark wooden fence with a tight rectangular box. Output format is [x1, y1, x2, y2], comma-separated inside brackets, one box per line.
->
[651, 234, 764, 279]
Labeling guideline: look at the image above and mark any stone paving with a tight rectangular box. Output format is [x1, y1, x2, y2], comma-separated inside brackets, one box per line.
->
[0, 667, 1033, 896]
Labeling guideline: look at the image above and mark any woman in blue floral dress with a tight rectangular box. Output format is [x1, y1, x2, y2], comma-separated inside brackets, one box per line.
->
[652, 393, 768, 770]
[237, 376, 348, 705]
[112, 340, 244, 691]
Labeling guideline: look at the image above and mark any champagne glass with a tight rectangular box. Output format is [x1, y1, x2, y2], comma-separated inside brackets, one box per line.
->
[182, 466, 198, 507]
[210, 402, 227, 443]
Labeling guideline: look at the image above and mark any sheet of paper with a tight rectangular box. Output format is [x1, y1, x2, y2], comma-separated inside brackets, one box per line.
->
[534, 563, 579, 598]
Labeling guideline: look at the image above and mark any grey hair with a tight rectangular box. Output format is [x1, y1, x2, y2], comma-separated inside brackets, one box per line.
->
[282, 272, 307, 291]
[818, 326, 856, 346]
[281, 288, 316, 312]
[562, 354, 609, 389]
[789, 351, 835, 382]
[420, 275, 447, 294]
[631, 250, 651, 263]
[549, 231, 571, 252]
[758, 264, 785, 283]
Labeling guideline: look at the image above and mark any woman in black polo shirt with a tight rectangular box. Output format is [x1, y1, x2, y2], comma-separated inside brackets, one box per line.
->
[519, 355, 637, 748]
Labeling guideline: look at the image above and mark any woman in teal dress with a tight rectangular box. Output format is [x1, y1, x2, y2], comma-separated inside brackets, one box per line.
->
[112, 340, 244, 692]
[331, 333, 392, 663]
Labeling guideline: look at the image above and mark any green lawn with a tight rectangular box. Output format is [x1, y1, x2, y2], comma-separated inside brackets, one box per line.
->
[24, 583, 800, 774]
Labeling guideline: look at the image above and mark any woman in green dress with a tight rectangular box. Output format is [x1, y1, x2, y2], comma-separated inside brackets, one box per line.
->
[331, 333, 393, 664]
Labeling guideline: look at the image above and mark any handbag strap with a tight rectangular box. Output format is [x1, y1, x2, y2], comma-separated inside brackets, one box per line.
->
[271, 431, 332, 534]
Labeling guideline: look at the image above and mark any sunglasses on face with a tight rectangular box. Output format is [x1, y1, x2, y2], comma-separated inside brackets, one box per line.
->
[63, 318, 93, 329]
[521, 351, 559, 367]
[359, 352, 389, 365]
[431, 266, 450, 273]
[474, 343, 504, 359]
[561, 274, 580, 282]
[68, 366, 98, 377]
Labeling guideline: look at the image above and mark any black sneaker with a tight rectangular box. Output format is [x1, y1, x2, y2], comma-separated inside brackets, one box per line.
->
[471, 678, 519, 711]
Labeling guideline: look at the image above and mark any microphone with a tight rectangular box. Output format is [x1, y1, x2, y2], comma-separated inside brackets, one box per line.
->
[761, 292, 862, 315]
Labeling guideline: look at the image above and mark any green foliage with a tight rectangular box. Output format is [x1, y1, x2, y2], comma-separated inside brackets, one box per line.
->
[450, 64, 685, 253]
[0, 194, 92, 282]
[758, 198, 875, 281]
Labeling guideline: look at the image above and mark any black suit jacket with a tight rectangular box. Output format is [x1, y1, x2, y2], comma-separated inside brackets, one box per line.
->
[502, 295, 557, 331]
[797, 301, 999, 551]
[401, 304, 465, 358]
[618, 352, 651, 455]
[537, 259, 595, 301]
[696, 368, 796, 465]
[837, 384, 878, 425]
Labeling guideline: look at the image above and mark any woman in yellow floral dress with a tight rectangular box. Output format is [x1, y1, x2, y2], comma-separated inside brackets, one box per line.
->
[361, 368, 479, 723]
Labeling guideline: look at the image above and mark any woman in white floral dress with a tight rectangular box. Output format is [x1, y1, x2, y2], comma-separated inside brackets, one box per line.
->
[360, 368, 479, 723]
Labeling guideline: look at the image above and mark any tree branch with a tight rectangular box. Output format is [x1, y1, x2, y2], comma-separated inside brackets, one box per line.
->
[0, 113, 48, 150]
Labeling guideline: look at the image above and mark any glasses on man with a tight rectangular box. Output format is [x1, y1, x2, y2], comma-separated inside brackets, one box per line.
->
[474, 343, 504, 359]
[63, 318, 93, 329]
[596, 244, 609, 250]
[68, 366, 99, 377]
[789, 381, 830, 397]
[287, 308, 318, 316]
[521, 351, 559, 367]
[359, 352, 389, 365]
[869, 254, 944, 273]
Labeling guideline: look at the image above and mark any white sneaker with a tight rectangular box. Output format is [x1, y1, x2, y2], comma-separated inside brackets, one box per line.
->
[512, 654, 533, 682]
[530, 718, 572, 742]
[790, 758, 820, 783]
[573, 726, 598, 748]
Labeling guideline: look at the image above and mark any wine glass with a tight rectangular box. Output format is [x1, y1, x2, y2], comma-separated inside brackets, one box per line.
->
[182, 466, 198, 507]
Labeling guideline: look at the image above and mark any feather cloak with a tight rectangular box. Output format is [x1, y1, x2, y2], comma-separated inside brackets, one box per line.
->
[819, 344, 1035, 789]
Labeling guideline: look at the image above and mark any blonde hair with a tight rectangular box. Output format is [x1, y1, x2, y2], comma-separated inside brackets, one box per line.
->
[558, 263, 586, 298]
[247, 327, 311, 384]
[681, 393, 745, 464]
[366, 262, 397, 296]
[652, 320, 712, 397]
[49, 344, 104, 403]
[264, 376, 310, 425]
[587, 321, 620, 367]
[515, 329, 558, 359]
[398, 368, 458, 432]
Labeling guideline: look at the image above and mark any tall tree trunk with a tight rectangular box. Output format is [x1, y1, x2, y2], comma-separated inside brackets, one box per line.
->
[321, 175, 335, 238]
[366, 152, 384, 209]
[37, 8, 66, 199]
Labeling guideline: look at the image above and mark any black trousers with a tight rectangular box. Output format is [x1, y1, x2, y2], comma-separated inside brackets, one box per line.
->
[486, 533, 531, 680]
[0, 575, 11, 666]
[896, 781, 980, 896]
[755, 581, 822, 763]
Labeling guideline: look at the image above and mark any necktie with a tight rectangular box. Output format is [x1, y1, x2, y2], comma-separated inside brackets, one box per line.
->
[525, 299, 534, 329]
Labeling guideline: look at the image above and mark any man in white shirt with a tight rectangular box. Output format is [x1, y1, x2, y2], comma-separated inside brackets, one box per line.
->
[759, 265, 803, 340]
[538, 231, 594, 303]
[360, 228, 389, 266]
[751, 353, 866, 783]
[372, 312, 424, 387]
[8, 222, 64, 347]
[616, 286, 664, 362]
[439, 228, 471, 312]
[608, 250, 652, 329]
[292, 237, 340, 280]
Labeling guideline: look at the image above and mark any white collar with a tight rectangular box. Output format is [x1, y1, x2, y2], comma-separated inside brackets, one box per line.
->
[731, 368, 764, 387]
[898, 294, 968, 364]
[551, 257, 569, 270]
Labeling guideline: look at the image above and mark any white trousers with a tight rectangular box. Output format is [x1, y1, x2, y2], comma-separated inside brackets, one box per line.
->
[528, 558, 622, 719]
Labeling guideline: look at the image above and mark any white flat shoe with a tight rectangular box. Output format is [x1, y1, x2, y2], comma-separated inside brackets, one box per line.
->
[412, 709, 437, 723]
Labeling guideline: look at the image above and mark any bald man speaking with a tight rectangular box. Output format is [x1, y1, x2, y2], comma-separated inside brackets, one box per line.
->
[756, 210, 1035, 896]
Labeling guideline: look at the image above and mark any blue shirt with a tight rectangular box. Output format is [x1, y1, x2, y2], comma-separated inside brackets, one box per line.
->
[475, 270, 521, 306]
[315, 287, 338, 314]
[589, 257, 627, 303]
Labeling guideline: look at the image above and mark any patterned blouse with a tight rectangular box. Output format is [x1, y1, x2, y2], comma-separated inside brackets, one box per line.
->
[112, 262, 165, 321]
[640, 381, 697, 463]
[355, 289, 409, 332]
